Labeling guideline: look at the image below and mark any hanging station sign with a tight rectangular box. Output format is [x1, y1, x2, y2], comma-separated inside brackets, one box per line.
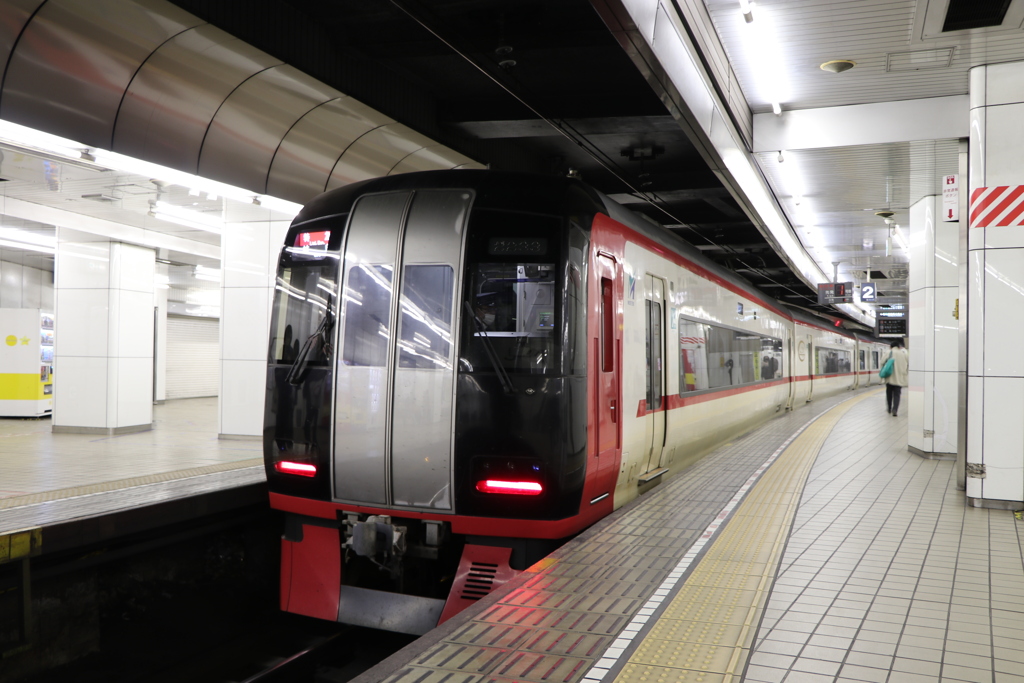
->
[817, 282, 854, 305]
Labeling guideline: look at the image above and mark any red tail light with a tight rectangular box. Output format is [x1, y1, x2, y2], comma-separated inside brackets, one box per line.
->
[275, 461, 317, 477]
[476, 479, 543, 495]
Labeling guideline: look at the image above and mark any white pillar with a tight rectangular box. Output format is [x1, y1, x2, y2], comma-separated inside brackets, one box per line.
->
[218, 219, 290, 438]
[907, 195, 959, 457]
[965, 61, 1024, 505]
[153, 261, 168, 403]
[53, 229, 155, 434]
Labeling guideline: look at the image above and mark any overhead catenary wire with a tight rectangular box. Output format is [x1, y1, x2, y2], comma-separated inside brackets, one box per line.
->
[388, 0, 823, 310]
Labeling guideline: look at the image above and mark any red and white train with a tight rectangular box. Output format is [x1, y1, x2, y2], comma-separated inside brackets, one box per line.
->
[263, 170, 887, 634]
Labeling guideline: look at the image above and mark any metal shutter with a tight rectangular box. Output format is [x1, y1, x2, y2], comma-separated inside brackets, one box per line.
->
[166, 315, 220, 399]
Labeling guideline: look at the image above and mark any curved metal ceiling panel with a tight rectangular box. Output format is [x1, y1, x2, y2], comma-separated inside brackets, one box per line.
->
[0, 0, 44, 72]
[327, 124, 441, 191]
[115, 24, 280, 175]
[266, 96, 395, 204]
[1, 0, 201, 147]
[198, 64, 342, 194]
[389, 146, 485, 176]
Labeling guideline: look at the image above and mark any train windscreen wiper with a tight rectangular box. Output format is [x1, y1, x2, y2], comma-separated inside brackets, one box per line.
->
[464, 301, 516, 394]
[287, 300, 335, 386]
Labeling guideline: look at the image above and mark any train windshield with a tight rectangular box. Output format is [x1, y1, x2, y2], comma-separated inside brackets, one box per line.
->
[269, 240, 340, 370]
[464, 262, 556, 374]
[460, 209, 568, 376]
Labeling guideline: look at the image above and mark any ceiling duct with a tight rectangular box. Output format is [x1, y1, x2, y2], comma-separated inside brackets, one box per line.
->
[944, 0, 1012, 31]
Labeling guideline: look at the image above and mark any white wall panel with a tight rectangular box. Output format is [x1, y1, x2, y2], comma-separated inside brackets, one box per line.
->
[932, 372, 958, 454]
[166, 315, 219, 399]
[933, 287, 958, 368]
[934, 220, 959, 288]
[986, 61, 1024, 107]
[54, 288, 108, 357]
[969, 106, 986, 190]
[967, 250, 985, 376]
[55, 240, 109, 289]
[220, 358, 265, 436]
[0, 262, 23, 308]
[221, 287, 270, 362]
[982, 377, 1024, 470]
[223, 223, 272, 289]
[21, 266, 41, 308]
[908, 288, 926, 373]
[908, 372, 925, 451]
[112, 289, 155, 359]
[53, 356, 108, 428]
[983, 248, 1024, 377]
[985, 104, 1024, 189]
[984, 224, 1024, 250]
[114, 357, 153, 427]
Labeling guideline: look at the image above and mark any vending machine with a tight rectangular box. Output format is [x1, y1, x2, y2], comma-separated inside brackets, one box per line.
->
[0, 308, 54, 417]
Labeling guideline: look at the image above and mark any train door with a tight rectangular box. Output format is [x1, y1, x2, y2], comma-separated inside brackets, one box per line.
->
[806, 336, 815, 401]
[641, 274, 666, 477]
[333, 189, 470, 510]
[786, 337, 795, 410]
[594, 254, 620, 494]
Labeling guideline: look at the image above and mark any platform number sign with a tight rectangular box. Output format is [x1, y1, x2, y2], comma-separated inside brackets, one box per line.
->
[860, 282, 877, 302]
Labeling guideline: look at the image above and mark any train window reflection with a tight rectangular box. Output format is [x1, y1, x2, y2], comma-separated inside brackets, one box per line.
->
[678, 317, 782, 394]
[342, 265, 393, 367]
[464, 263, 556, 375]
[815, 347, 852, 375]
[398, 265, 454, 369]
[269, 265, 337, 365]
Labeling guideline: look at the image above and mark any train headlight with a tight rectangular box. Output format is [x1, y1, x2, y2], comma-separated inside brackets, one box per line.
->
[475, 479, 543, 495]
[274, 460, 317, 477]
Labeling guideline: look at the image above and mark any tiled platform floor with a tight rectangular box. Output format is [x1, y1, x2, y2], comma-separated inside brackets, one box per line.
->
[0, 397, 263, 533]
[357, 390, 1024, 683]
[746, 396, 1024, 683]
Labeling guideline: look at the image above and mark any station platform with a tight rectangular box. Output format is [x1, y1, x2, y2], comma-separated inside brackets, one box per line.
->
[354, 388, 1024, 683]
[0, 398, 265, 553]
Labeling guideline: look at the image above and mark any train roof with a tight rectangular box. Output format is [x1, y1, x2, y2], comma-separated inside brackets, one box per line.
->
[291, 170, 866, 337]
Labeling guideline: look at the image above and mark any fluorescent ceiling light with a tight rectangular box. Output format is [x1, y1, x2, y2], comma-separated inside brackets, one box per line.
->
[151, 201, 223, 234]
[893, 226, 908, 250]
[771, 102, 782, 115]
[0, 227, 56, 248]
[739, 0, 753, 22]
[0, 238, 55, 254]
[0, 118, 302, 219]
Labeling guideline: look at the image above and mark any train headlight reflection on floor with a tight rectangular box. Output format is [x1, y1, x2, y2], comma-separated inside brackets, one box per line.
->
[274, 461, 317, 477]
[475, 479, 543, 495]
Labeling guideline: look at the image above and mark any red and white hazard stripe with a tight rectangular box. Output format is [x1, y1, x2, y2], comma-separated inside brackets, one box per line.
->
[970, 186, 1024, 228]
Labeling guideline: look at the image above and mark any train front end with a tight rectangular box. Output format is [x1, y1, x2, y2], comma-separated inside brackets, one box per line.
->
[264, 172, 602, 633]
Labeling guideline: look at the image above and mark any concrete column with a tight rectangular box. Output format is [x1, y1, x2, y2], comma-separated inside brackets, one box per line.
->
[218, 218, 290, 438]
[53, 229, 155, 434]
[965, 61, 1024, 506]
[906, 194, 959, 457]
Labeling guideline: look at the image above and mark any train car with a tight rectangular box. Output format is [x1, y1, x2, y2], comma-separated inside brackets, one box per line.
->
[264, 170, 877, 635]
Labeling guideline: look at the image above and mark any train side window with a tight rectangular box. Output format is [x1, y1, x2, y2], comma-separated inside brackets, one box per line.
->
[872, 350, 879, 369]
[601, 278, 613, 372]
[397, 265, 454, 369]
[645, 300, 663, 410]
[678, 318, 709, 393]
[815, 347, 852, 375]
[759, 337, 783, 380]
[860, 349, 866, 370]
[342, 264, 393, 367]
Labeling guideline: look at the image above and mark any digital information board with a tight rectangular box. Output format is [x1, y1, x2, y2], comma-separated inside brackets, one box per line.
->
[817, 282, 854, 305]
[877, 317, 907, 337]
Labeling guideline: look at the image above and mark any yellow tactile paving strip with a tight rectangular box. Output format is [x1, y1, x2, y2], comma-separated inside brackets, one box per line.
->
[0, 458, 263, 510]
[611, 390, 878, 683]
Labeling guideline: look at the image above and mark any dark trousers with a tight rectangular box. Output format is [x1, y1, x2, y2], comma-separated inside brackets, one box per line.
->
[886, 384, 903, 415]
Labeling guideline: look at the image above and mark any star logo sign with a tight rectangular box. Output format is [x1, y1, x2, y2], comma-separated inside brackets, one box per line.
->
[20, 337, 30, 345]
